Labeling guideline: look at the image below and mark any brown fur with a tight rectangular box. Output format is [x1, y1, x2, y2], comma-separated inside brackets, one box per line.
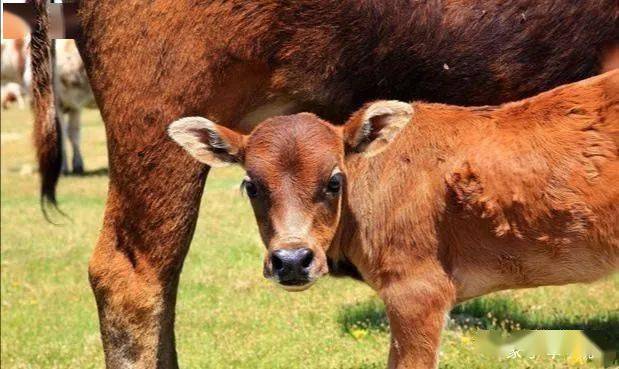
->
[28, 1, 618, 367]
[178, 71, 618, 368]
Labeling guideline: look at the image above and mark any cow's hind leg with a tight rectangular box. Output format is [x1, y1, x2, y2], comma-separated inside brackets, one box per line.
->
[59, 112, 69, 175]
[88, 136, 209, 368]
[67, 109, 84, 174]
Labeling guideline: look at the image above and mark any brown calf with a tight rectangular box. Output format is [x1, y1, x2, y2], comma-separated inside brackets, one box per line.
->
[170, 70, 619, 369]
[26, 0, 618, 366]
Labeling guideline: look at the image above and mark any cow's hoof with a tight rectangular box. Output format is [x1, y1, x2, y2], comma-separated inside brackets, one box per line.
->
[73, 166, 85, 175]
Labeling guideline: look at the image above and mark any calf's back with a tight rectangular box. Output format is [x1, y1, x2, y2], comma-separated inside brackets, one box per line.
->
[345, 71, 618, 300]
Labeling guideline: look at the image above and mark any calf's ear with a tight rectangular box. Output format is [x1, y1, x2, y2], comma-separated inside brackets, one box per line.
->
[168, 116, 245, 167]
[343, 100, 413, 156]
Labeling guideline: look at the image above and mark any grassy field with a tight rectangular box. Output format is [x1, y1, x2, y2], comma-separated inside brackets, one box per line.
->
[1, 107, 617, 369]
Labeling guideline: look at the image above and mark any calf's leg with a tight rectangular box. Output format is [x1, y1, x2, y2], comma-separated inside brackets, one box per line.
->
[381, 265, 455, 369]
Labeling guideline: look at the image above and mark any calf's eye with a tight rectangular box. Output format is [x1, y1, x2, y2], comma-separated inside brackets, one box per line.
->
[326, 173, 343, 194]
[243, 178, 259, 198]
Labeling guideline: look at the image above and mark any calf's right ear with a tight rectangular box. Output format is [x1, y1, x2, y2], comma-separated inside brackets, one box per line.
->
[168, 117, 245, 167]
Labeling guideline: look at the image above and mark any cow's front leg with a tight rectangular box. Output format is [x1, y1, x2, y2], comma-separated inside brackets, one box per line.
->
[380, 267, 455, 369]
[88, 135, 209, 369]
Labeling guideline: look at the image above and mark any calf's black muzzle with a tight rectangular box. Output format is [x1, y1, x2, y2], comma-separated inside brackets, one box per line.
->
[270, 248, 314, 285]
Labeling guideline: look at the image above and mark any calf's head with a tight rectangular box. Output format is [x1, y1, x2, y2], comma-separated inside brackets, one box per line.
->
[168, 101, 412, 291]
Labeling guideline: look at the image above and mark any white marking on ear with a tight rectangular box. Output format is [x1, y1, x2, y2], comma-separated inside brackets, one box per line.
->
[167, 116, 237, 167]
[361, 101, 413, 138]
[358, 100, 413, 157]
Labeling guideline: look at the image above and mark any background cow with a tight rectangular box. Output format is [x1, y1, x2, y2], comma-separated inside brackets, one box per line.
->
[2, 33, 95, 174]
[1, 81, 26, 109]
[1, 11, 30, 107]
[23, 1, 618, 368]
[51, 39, 96, 174]
[1, 38, 28, 108]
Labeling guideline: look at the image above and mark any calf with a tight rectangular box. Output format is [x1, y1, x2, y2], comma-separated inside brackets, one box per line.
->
[169, 70, 619, 369]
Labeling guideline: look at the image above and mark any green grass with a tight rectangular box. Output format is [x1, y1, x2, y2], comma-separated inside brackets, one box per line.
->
[1, 107, 617, 369]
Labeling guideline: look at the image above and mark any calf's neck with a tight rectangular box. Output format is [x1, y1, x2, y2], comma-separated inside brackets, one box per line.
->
[169, 70, 618, 369]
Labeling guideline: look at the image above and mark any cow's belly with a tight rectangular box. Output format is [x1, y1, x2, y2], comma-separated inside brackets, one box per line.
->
[601, 44, 619, 73]
[236, 97, 301, 133]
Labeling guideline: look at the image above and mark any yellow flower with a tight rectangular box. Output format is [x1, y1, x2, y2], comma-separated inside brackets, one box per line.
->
[350, 328, 368, 340]
[566, 354, 585, 366]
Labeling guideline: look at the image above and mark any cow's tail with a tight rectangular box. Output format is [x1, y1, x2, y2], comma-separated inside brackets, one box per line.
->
[29, 0, 62, 219]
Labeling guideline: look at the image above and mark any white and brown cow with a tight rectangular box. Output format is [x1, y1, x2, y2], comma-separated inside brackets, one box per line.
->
[1, 38, 28, 108]
[170, 70, 619, 369]
[51, 39, 96, 174]
[1, 81, 26, 109]
[2, 11, 30, 108]
[2, 35, 95, 173]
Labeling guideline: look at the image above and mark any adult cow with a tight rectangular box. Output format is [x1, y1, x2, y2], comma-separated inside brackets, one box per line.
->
[27, 1, 617, 368]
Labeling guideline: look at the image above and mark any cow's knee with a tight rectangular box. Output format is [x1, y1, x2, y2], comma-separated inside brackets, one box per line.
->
[87, 164, 204, 369]
[88, 237, 166, 368]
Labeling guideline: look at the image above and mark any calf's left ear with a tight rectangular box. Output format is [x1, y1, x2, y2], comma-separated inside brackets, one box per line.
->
[168, 116, 245, 167]
[343, 100, 413, 156]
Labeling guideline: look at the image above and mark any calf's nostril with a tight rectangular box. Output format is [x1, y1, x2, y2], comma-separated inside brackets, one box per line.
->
[271, 252, 284, 272]
[300, 249, 314, 269]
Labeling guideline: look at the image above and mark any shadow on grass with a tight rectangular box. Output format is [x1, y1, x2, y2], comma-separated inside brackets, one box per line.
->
[65, 167, 108, 177]
[338, 297, 618, 348]
[451, 298, 619, 349]
[338, 298, 389, 334]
